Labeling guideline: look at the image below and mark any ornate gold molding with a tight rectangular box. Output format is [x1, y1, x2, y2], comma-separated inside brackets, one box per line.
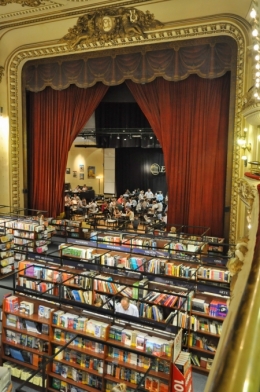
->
[7, 18, 247, 242]
[237, 177, 256, 211]
[0, 2, 62, 21]
[0, 0, 43, 6]
[61, 7, 164, 47]
[0, 66, 4, 83]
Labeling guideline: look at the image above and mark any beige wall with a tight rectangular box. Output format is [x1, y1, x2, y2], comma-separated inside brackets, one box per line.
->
[65, 146, 104, 194]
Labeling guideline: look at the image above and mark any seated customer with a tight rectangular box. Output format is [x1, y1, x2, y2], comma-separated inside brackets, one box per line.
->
[125, 207, 134, 223]
[115, 297, 139, 317]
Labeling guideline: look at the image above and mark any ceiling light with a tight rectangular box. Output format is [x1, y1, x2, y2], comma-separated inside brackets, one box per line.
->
[250, 8, 257, 19]
[252, 29, 258, 37]
[150, 136, 153, 139]
[256, 63, 260, 69]
[244, 128, 248, 132]
[255, 55, 260, 61]
[254, 43, 259, 51]
[117, 135, 120, 139]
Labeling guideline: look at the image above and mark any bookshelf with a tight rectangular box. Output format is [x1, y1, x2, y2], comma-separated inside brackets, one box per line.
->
[1, 295, 182, 392]
[0, 217, 15, 276]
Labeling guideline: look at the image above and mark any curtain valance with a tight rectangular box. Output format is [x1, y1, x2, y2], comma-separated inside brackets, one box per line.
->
[24, 42, 232, 92]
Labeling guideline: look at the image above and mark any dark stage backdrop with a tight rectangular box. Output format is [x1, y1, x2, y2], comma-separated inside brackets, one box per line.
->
[115, 148, 166, 196]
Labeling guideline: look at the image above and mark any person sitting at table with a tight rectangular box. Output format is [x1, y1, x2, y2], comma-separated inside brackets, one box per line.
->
[72, 185, 81, 192]
[155, 191, 164, 202]
[64, 194, 71, 219]
[136, 199, 143, 213]
[87, 200, 98, 214]
[82, 184, 88, 191]
[145, 188, 154, 200]
[138, 190, 144, 200]
[149, 199, 158, 215]
[132, 215, 140, 231]
[130, 197, 137, 210]
[113, 207, 122, 219]
[117, 195, 124, 204]
[156, 201, 163, 219]
[125, 207, 134, 223]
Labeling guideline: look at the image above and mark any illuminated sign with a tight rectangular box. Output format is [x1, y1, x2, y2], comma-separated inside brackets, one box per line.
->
[150, 163, 166, 175]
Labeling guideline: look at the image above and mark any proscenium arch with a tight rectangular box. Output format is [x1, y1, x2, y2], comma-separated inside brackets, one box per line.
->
[7, 17, 249, 243]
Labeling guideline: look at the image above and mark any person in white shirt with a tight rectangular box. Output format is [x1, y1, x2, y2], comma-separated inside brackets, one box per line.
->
[138, 190, 144, 200]
[157, 201, 163, 219]
[115, 297, 139, 317]
[87, 200, 97, 214]
[145, 189, 154, 200]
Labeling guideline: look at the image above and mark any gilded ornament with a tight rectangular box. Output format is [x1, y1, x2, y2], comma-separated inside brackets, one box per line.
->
[60, 7, 164, 47]
[0, 0, 43, 5]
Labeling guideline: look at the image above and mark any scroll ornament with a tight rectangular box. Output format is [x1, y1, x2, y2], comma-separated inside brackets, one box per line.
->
[60, 7, 164, 47]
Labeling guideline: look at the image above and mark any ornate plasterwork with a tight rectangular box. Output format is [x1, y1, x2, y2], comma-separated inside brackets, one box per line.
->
[61, 7, 163, 47]
[0, 0, 44, 6]
[0, 66, 4, 83]
[237, 177, 257, 211]
[7, 18, 247, 243]
[241, 86, 260, 125]
[0, 2, 62, 20]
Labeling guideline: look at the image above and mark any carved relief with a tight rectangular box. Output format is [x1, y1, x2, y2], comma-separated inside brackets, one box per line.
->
[60, 7, 164, 47]
[0, 0, 44, 6]
[0, 66, 4, 83]
[237, 178, 256, 210]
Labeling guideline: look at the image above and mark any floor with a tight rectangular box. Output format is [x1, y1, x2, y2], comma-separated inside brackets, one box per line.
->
[0, 254, 208, 392]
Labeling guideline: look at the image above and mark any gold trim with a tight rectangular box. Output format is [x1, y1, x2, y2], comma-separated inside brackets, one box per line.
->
[0, 66, 4, 83]
[7, 17, 248, 242]
[60, 7, 164, 47]
[237, 177, 256, 211]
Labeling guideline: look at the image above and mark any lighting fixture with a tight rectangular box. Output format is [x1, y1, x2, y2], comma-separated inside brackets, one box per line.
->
[250, 8, 257, 19]
[150, 136, 153, 139]
[254, 43, 259, 51]
[117, 134, 120, 139]
[252, 28, 258, 37]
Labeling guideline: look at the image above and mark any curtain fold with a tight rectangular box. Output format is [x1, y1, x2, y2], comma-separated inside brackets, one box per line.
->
[28, 83, 109, 217]
[24, 43, 232, 92]
[126, 74, 230, 236]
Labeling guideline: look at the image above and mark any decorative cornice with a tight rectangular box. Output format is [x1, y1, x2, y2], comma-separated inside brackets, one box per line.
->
[0, 1, 62, 20]
[7, 18, 246, 243]
[0, 66, 4, 83]
[0, 0, 43, 6]
[60, 7, 164, 47]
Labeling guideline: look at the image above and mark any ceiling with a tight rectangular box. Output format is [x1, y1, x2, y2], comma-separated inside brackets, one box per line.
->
[0, 0, 254, 29]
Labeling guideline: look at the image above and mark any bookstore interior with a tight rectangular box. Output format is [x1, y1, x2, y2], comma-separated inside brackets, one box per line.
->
[1, 1, 260, 392]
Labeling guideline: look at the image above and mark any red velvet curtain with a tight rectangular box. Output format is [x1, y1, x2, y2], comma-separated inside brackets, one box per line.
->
[126, 74, 230, 236]
[28, 83, 108, 217]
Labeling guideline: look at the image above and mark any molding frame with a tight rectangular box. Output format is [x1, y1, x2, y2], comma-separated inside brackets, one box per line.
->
[6, 15, 249, 242]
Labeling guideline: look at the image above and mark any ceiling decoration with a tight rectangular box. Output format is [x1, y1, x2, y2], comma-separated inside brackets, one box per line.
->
[0, 0, 43, 6]
[60, 6, 164, 47]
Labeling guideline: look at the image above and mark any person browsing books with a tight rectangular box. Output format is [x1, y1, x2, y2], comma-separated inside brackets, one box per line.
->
[115, 297, 139, 317]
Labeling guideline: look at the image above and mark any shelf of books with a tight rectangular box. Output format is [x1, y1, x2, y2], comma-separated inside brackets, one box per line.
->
[1, 294, 189, 392]
[0, 217, 15, 276]
[13, 227, 231, 375]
